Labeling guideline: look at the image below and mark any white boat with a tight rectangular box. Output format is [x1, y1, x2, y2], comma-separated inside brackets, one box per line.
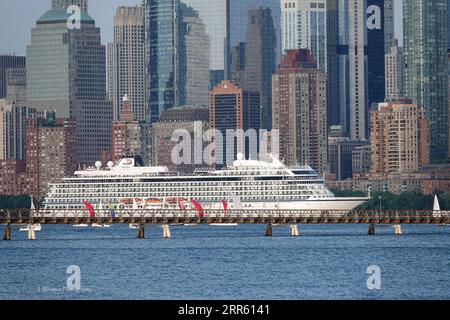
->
[73, 224, 89, 228]
[209, 223, 239, 227]
[92, 223, 111, 228]
[433, 195, 447, 226]
[43, 155, 370, 215]
[19, 224, 41, 232]
[129, 223, 140, 229]
[183, 224, 198, 226]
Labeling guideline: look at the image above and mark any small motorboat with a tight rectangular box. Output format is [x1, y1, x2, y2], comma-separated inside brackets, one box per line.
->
[209, 223, 239, 227]
[92, 223, 112, 228]
[19, 224, 41, 232]
[73, 224, 89, 228]
[129, 223, 140, 229]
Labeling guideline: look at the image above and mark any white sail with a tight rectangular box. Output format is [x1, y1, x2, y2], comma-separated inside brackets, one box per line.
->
[433, 195, 441, 212]
[132, 198, 138, 210]
[30, 195, 35, 211]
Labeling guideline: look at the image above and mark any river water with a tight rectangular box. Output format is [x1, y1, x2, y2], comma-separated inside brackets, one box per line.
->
[0, 224, 449, 300]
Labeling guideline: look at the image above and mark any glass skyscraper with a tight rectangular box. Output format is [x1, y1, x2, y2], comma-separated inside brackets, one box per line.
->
[404, 0, 449, 161]
[145, 0, 179, 123]
[26, 9, 112, 165]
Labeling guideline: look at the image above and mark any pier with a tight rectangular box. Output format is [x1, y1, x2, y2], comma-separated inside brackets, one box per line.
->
[1, 209, 448, 240]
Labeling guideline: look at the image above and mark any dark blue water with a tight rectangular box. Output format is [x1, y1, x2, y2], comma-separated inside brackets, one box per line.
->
[0, 224, 449, 300]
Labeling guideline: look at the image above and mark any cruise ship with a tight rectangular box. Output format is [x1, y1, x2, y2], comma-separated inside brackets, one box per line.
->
[43, 154, 370, 212]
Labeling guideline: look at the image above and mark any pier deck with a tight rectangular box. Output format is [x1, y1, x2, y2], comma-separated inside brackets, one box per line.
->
[1, 209, 448, 225]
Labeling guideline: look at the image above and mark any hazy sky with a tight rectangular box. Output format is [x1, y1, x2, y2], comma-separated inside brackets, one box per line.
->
[0, 0, 404, 56]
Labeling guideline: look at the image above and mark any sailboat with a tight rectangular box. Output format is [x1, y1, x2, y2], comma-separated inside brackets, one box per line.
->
[434, 195, 447, 227]
[209, 197, 239, 227]
[73, 205, 88, 228]
[129, 198, 140, 229]
[20, 196, 41, 232]
[92, 201, 112, 228]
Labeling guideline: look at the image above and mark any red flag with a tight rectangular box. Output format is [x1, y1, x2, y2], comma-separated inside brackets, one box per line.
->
[83, 201, 96, 218]
[178, 199, 186, 211]
[221, 199, 228, 216]
[190, 199, 204, 218]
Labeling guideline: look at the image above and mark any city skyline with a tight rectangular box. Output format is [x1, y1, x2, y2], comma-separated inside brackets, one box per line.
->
[0, 0, 404, 56]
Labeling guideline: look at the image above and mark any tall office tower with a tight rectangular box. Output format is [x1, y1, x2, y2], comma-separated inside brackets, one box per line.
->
[229, 0, 281, 68]
[183, 0, 227, 87]
[230, 42, 246, 86]
[404, 0, 449, 161]
[0, 55, 26, 100]
[25, 114, 77, 197]
[385, 38, 404, 101]
[326, 0, 340, 127]
[370, 100, 429, 175]
[108, 6, 146, 122]
[209, 80, 261, 165]
[27, 9, 113, 165]
[281, 0, 340, 128]
[0, 102, 35, 160]
[243, 7, 276, 130]
[179, 4, 210, 106]
[281, 0, 328, 71]
[272, 50, 328, 174]
[366, 0, 386, 109]
[144, 0, 180, 123]
[384, 0, 394, 53]
[51, 0, 88, 12]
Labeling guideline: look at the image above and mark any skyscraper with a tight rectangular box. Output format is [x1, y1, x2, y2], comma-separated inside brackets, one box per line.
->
[144, 0, 180, 123]
[243, 7, 276, 130]
[108, 6, 146, 121]
[229, 0, 281, 66]
[385, 38, 404, 101]
[27, 9, 113, 165]
[209, 80, 261, 165]
[183, 0, 227, 86]
[281, 0, 328, 71]
[370, 101, 429, 174]
[384, 0, 395, 53]
[0, 102, 35, 161]
[179, 4, 210, 106]
[403, 0, 449, 161]
[366, 0, 386, 109]
[0, 55, 26, 100]
[272, 50, 328, 174]
[51, 0, 88, 12]
[281, 0, 339, 129]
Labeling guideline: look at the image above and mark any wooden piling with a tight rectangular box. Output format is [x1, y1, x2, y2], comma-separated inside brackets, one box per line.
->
[28, 225, 36, 241]
[3, 224, 11, 241]
[368, 223, 376, 236]
[162, 224, 171, 239]
[137, 225, 145, 239]
[290, 224, 300, 237]
[265, 224, 273, 237]
[393, 224, 402, 235]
